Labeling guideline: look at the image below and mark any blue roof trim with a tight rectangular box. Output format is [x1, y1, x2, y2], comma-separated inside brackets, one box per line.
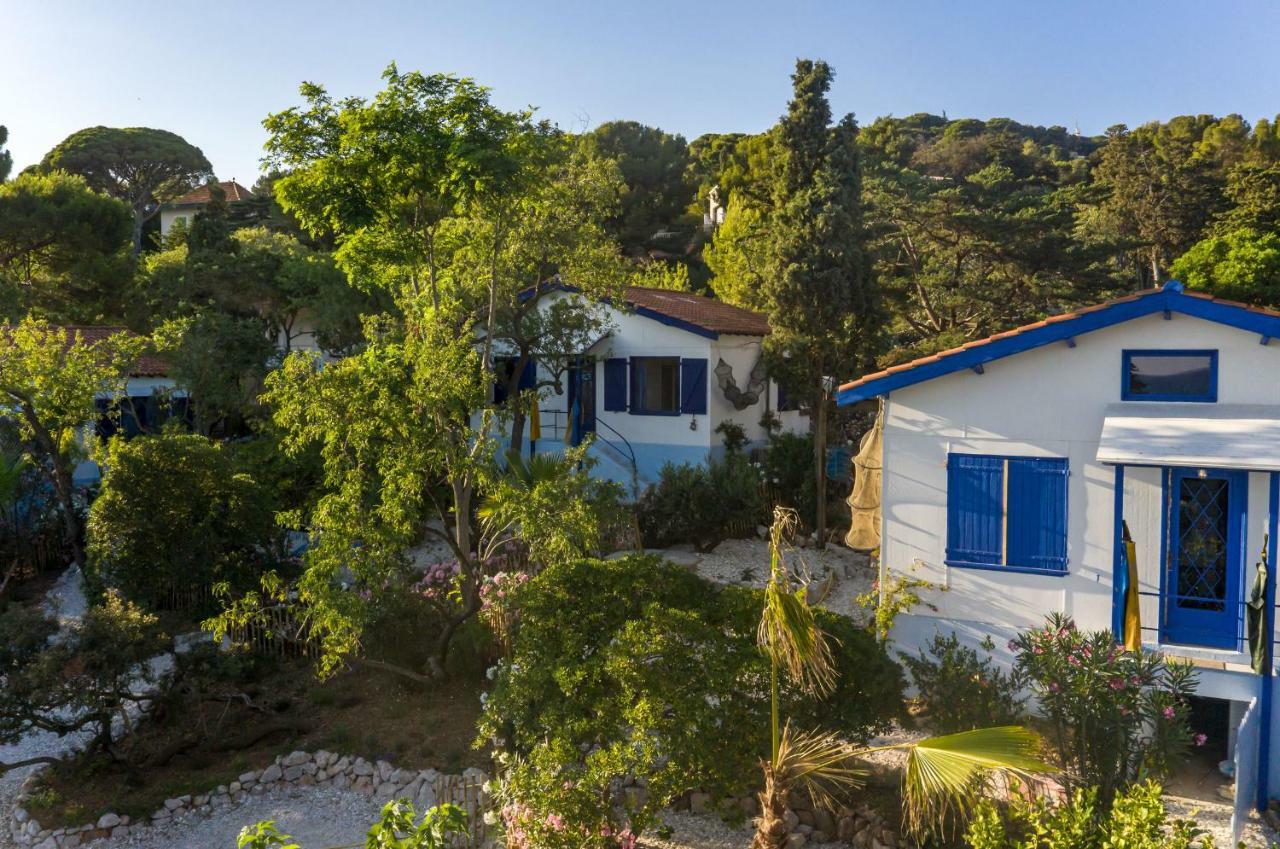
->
[520, 281, 720, 340]
[836, 282, 1280, 406]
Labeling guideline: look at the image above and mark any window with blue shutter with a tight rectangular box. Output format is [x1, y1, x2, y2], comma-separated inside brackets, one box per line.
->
[630, 357, 680, 415]
[604, 359, 628, 411]
[946, 453, 1069, 575]
[680, 358, 708, 415]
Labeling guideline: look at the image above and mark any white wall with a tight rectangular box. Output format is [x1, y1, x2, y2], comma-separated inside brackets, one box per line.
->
[881, 312, 1280, 671]
[158, 208, 192, 240]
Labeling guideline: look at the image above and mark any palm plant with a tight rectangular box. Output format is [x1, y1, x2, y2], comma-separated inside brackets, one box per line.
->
[753, 508, 1051, 848]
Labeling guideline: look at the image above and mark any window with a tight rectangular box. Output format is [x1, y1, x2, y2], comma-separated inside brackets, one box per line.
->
[630, 357, 680, 414]
[1122, 349, 1217, 402]
[946, 453, 1068, 575]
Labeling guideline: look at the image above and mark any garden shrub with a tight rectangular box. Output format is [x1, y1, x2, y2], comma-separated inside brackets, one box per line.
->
[1011, 613, 1198, 811]
[478, 555, 906, 847]
[86, 430, 281, 612]
[637, 454, 763, 551]
[761, 431, 817, 527]
[966, 781, 1212, 849]
[900, 632, 1024, 733]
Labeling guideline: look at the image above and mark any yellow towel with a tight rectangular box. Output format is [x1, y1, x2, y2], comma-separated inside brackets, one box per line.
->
[1123, 538, 1141, 652]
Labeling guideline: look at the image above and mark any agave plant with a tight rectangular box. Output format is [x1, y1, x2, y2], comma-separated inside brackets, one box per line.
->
[753, 508, 1051, 848]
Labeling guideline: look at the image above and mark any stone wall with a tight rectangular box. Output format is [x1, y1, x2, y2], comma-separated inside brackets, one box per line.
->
[6, 750, 490, 849]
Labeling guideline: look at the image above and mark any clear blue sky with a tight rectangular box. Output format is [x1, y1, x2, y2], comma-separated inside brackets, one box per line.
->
[3, 0, 1278, 184]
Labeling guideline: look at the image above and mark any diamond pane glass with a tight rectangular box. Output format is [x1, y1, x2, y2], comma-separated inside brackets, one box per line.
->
[1175, 478, 1228, 611]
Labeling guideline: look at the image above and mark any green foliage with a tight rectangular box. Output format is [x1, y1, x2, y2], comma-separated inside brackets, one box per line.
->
[0, 319, 144, 566]
[0, 591, 167, 769]
[0, 125, 11, 183]
[237, 801, 467, 849]
[479, 556, 905, 845]
[36, 125, 212, 255]
[704, 193, 770, 310]
[856, 563, 941, 644]
[1171, 228, 1280, 306]
[0, 171, 133, 322]
[1011, 613, 1198, 811]
[762, 431, 817, 526]
[966, 781, 1212, 849]
[86, 431, 280, 611]
[714, 420, 748, 453]
[900, 633, 1025, 733]
[637, 454, 763, 552]
[584, 120, 696, 253]
[153, 312, 274, 436]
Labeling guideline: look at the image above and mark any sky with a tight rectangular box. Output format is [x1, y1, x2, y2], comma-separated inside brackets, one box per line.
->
[3, 0, 1279, 184]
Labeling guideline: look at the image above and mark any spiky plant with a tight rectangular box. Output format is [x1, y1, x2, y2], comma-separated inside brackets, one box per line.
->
[753, 509, 1051, 848]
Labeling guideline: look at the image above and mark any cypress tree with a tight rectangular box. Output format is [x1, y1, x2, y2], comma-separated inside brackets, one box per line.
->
[763, 59, 879, 547]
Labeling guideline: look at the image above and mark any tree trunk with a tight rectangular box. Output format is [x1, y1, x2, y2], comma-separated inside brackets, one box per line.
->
[130, 206, 145, 259]
[19, 405, 84, 567]
[814, 390, 828, 550]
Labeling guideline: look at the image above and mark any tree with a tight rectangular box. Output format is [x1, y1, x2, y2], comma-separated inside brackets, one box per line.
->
[0, 591, 167, 772]
[584, 121, 695, 253]
[36, 126, 212, 257]
[704, 194, 771, 310]
[0, 171, 133, 322]
[0, 125, 11, 183]
[1171, 228, 1280, 306]
[0, 320, 143, 567]
[86, 431, 280, 611]
[761, 60, 880, 548]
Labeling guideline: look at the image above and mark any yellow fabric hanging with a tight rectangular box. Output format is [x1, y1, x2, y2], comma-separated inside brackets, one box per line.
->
[529, 400, 541, 441]
[1123, 535, 1142, 652]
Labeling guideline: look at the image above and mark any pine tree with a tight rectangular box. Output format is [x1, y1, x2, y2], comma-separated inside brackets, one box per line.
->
[763, 60, 879, 547]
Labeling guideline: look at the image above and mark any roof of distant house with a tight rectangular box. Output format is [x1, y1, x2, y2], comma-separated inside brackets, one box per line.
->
[836, 281, 1280, 405]
[164, 180, 255, 208]
[621, 286, 772, 338]
[5, 325, 169, 378]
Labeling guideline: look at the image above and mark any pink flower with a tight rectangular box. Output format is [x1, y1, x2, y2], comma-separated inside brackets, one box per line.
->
[1109, 677, 1126, 691]
[1068, 655, 1081, 666]
[618, 829, 638, 849]
[1163, 706, 1176, 720]
[1048, 681, 1060, 692]
[545, 813, 565, 831]
[1033, 645, 1044, 655]
[1195, 733, 1208, 747]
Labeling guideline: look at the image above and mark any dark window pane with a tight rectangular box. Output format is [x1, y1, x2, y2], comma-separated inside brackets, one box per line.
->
[639, 358, 680, 412]
[1125, 352, 1214, 400]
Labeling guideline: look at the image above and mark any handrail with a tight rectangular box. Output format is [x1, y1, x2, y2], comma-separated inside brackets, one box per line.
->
[592, 416, 640, 499]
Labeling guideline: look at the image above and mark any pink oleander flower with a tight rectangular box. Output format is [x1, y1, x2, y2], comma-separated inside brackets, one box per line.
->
[1163, 706, 1176, 720]
[1195, 733, 1208, 747]
[1109, 677, 1126, 690]
[618, 829, 638, 849]
[1048, 681, 1060, 692]
[545, 813, 565, 831]
[1068, 655, 1081, 666]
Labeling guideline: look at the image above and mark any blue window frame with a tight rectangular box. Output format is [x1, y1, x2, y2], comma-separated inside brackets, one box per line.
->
[946, 453, 1069, 575]
[1121, 349, 1218, 402]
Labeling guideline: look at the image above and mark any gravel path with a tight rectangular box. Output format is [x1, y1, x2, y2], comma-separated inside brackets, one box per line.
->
[87, 785, 384, 849]
[685, 538, 877, 624]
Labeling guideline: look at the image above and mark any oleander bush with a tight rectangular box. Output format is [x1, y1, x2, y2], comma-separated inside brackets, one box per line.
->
[637, 454, 764, 552]
[900, 632, 1025, 733]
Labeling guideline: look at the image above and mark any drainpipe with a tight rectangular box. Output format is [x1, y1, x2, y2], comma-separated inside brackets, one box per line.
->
[1111, 465, 1126, 641]
[1258, 472, 1277, 812]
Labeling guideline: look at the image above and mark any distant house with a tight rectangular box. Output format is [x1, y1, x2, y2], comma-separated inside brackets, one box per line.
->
[501, 284, 806, 491]
[837, 281, 1280, 837]
[158, 180, 254, 240]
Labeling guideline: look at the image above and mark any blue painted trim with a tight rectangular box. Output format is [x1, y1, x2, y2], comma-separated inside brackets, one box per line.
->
[1159, 466, 1247, 650]
[1112, 464, 1126, 641]
[837, 283, 1280, 405]
[1257, 473, 1277, 811]
[1120, 349, 1218, 403]
[945, 560, 1068, 577]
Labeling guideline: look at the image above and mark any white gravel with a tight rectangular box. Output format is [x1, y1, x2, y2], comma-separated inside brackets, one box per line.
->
[640, 810, 752, 849]
[86, 785, 384, 849]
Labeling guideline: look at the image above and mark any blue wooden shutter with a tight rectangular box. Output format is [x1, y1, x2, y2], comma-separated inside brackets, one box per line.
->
[604, 359, 628, 411]
[518, 357, 536, 391]
[629, 359, 644, 413]
[946, 455, 1004, 566]
[1007, 458, 1069, 572]
[680, 358, 708, 414]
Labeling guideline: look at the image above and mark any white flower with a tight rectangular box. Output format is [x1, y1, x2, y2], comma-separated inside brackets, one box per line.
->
[483, 811, 498, 826]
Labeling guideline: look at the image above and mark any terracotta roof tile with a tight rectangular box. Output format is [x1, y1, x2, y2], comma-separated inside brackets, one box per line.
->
[5, 325, 168, 377]
[839, 286, 1280, 394]
[622, 286, 771, 336]
[165, 180, 254, 207]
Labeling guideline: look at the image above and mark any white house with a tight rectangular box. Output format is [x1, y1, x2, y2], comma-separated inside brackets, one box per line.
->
[837, 281, 1279, 836]
[158, 180, 254, 241]
[506, 285, 806, 491]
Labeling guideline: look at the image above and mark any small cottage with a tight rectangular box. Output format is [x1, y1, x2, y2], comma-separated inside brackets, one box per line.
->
[837, 281, 1279, 834]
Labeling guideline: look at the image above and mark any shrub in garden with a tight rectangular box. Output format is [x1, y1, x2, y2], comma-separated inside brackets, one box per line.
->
[1011, 612, 1198, 811]
[966, 780, 1212, 849]
[478, 555, 906, 848]
[900, 632, 1025, 733]
[86, 431, 281, 611]
[761, 431, 817, 527]
[637, 453, 763, 551]
[238, 801, 467, 849]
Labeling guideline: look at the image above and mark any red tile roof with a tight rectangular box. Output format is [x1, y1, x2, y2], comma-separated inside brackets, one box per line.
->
[165, 180, 254, 207]
[5, 326, 169, 378]
[622, 286, 771, 336]
[838, 286, 1280, 394]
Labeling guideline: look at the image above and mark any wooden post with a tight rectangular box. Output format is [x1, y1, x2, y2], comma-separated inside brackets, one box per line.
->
[815, 386, 828, 549]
